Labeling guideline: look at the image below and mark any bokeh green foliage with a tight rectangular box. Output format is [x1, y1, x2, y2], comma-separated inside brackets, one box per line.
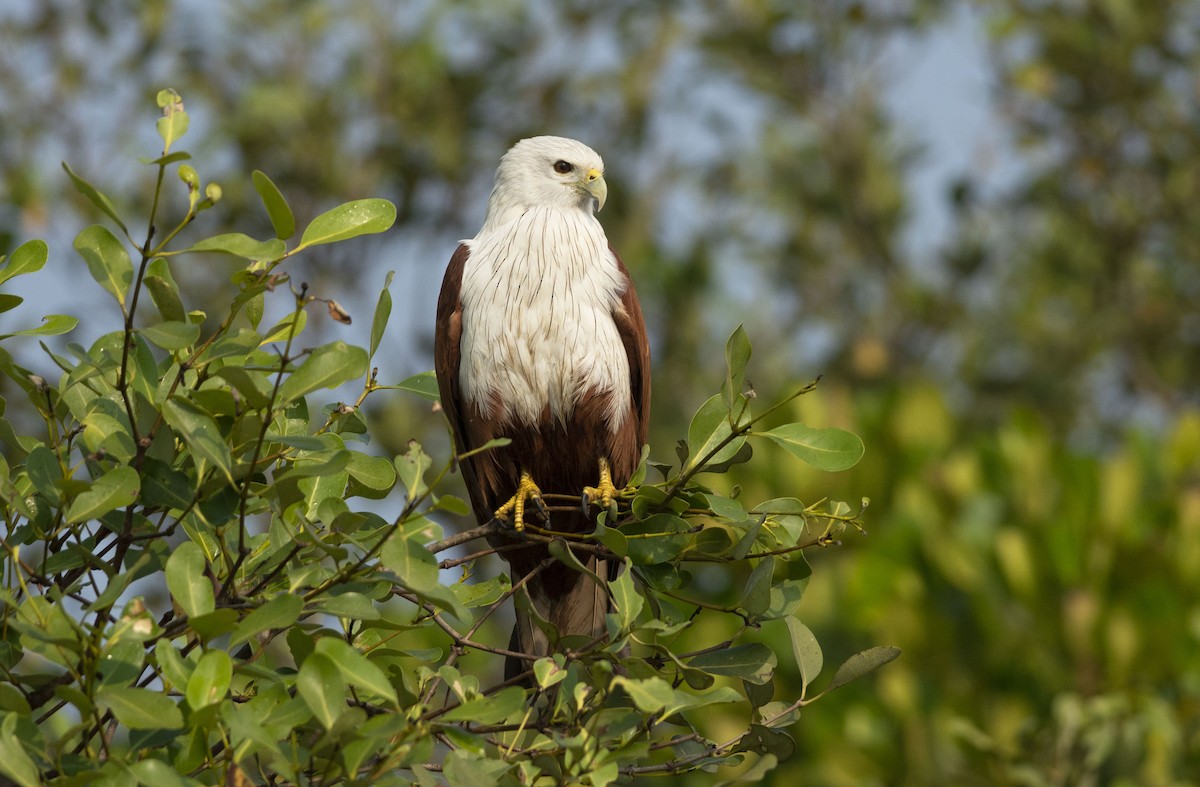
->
[0, 93, 883, 784]
[750, 383, 1200, 785]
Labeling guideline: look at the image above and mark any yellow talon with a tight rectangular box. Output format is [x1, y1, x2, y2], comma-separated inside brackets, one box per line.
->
[493, 471, 544, 532]
[583, 457, 619, 511]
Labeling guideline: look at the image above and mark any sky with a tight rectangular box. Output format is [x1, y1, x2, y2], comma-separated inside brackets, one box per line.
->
[0, 5, 1020, 376]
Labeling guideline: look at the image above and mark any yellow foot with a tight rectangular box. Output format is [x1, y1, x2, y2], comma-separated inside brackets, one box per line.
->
[583, 457, 619, 513]
[493, 471, 546, 532]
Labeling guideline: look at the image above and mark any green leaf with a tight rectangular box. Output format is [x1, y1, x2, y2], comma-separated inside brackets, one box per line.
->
[296, 653, 345, 730]
[609, 562, 643, 629]
[62, 161, 128, 233]
[24, 444, 62, 501]
[96, 685, 183, 730]
[74, 225, 133, 307]
[140, 458, 193, 510]
[370, 270, 394, 361]
[688, 643, 776, 684]
[740, 556, 775, 616]
[346, 452, 397, 493]
[64, 466, 139, 523]
[0, 314, 79, 340]
[705, 493, 747, 522]
[0, 714, 40, 787]
[298, 199, 396, 249]
[143, 258, 186, 322]
[0, 239, 48, 285]
[443, 752, 510, 787]
[822, 646, 901, 694]
[162, 396, 233, 483]
[314, 638, 398, 705]
[785, 617, 823, 690]
[155, 88, 189, 152]
[252, 170, 296, 240]
[395, 441, 431, 498]
[735, 724, 796, 761]
[186, 233, 286, 261]
[231, 593, 304, 647]
[759, 424, 864, 471]
[533, 657, 568, 689]
[393, 370, 440, 402]
[380, 534, 439, 592]
[153, 641, 193, 690]
[722, 324, 751, 408]
[440, 686, 525, 724]
[165, 541, 214, 618]
[685, 394, 746, 473]
[548, 539, 606, 588]
[612, 676, 673, 714]
[277, 341, 368, 405]
[314, 590, 378, 620]
[189, 609, 239, 642]
[139, 321, 200, 351]
[186, 650, 232, 710]
[212, 366, 273, 410]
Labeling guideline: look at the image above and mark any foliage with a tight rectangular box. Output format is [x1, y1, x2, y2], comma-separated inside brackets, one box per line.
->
[752, 383, 1200, 785]
[0, 94, 885, 784]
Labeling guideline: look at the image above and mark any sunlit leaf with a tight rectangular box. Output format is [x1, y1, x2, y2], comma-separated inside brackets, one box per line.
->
[230, 593, 304, 647]
[380, 533, 439, 592]
[252, 170, 296, 240]
[64, 466, 139, 523]
[0, 240, 48, 285]
[370, 270, 394, 361]
[186, 650, 232, 710]
[722, 324, 751, 408]
[296, 653, 344, 730]
[96, 685, 183, 730]
[298, 199, 396, 249]
[785, 617, 823, 690]
[392, 370, 440, 402]
[186, 233, 286, 261]
[686, 394, 746, 473]
[0, 314, 78, 339]
[74, 225, 133, 307]
[162, 396, 233, 483]
[62, 162, 128, 233]
[139, 321, 199, 351]
[314, 638, 397, 705]
[277, 341, 367, 404]
[155, 88, 189, 153]
[612, 676, 673, 714]
[759, 423, 864, 471]
[165, 541, 214, 618]
[610, 562, 643, 629]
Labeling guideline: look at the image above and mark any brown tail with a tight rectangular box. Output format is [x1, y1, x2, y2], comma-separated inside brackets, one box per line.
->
[504, 549, 610, 682]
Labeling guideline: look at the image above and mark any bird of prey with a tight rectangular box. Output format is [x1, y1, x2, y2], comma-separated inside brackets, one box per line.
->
[434, 136, 651, 678]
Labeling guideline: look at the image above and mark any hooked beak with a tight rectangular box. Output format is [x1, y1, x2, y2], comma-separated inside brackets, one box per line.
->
[583, 168, 607, 212]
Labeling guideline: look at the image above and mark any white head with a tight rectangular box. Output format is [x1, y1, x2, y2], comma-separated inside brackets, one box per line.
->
[481, 136, 608, 231]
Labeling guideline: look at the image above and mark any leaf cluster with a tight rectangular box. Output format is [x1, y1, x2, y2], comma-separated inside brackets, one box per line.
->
[0, 92, 890, 786]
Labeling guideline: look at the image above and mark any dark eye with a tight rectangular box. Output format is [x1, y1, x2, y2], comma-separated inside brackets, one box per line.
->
[553, 160, 573, 174]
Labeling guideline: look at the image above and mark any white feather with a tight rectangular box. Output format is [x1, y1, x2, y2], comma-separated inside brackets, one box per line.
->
[459, 204, 631, 430]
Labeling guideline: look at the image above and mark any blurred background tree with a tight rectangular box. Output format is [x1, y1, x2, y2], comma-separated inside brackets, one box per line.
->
[2, 0, 1197, 783]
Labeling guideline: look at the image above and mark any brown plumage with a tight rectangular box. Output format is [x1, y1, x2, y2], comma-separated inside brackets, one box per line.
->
[433, 137, 650, 678]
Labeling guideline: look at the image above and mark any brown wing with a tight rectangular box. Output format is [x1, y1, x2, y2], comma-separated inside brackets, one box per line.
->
[434, 243, 499, 525]
[607, 246, 652, 483]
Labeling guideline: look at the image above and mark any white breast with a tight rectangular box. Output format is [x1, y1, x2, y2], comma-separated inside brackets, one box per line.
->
[459, 206, 631, 430]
